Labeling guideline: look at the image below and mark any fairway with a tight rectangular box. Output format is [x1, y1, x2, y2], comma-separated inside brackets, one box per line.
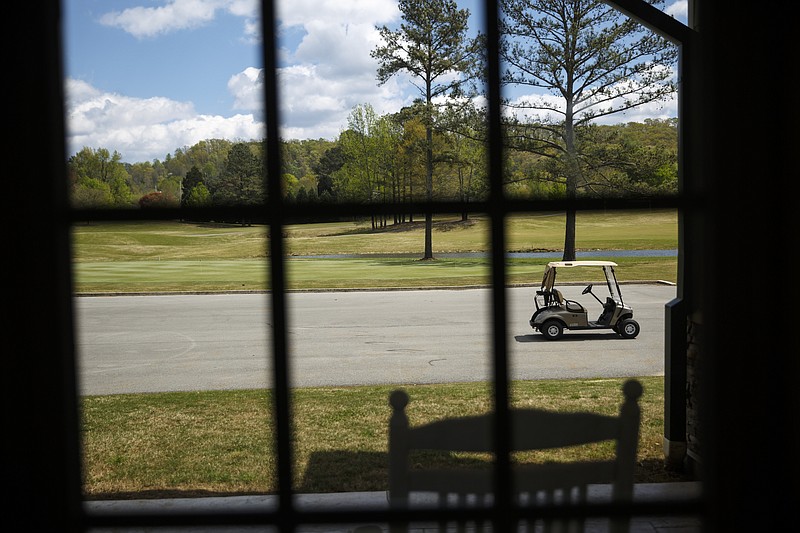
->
[71, 210, 678, 293]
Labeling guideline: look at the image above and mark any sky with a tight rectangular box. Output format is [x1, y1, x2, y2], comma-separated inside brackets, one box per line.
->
[64, 0, 688, 164]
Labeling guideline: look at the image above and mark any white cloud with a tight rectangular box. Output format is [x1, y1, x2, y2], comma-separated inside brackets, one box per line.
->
[293, 20, 382, 75]
[223, 61, 411, 141]
[90, 0, 407, 152]
[272, 0, 406, 138]
[227, 0, 258, 18]
[228, 67, 265, 115]
[665, 0, 688, 21]
[595, 93, 678, 124]
[65, 78, 264, 162]
[99, 0, 258, 38]
[276, 0, 398, 28]
[280, 65, 411, 138]
[214, 0, 412, 140]
[503, 65, 679, 126]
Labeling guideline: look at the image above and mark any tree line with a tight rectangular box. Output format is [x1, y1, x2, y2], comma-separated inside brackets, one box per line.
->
[67, 114, 677, 212]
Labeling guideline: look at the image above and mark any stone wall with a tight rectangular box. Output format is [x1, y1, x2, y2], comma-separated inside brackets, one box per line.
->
[686, 312, 702, 474]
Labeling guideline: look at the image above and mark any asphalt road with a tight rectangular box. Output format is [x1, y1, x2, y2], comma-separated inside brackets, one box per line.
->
[75, 284, 676, 395]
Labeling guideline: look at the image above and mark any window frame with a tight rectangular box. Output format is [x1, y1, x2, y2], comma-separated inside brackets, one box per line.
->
[53, 0, 703, 530]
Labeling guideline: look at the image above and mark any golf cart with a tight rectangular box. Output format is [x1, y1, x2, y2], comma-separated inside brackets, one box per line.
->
[529, 260, 640, 340]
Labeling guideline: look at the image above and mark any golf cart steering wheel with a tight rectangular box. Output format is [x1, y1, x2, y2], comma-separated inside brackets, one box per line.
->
[582, 284, 593, 295]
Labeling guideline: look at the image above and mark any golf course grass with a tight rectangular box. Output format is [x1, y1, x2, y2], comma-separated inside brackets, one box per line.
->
[72, 209, 678, 293]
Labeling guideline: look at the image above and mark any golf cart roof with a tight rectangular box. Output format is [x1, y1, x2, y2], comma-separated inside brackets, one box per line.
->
[546, 261, 618, 268]
[540, 260, 620, 294]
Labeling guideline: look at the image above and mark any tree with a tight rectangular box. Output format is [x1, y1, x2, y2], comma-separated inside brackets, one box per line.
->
[372, 0, 480, 259]
[127, 161, 158, 196]
[282, 173, 300, 199]
[68, 147, 133, 207]
[438, 103, 489, 220]
[138, 191, 171, 209]
[163, 150, 188, 182]
[500, 0, 677, 260]
[397, 113, 428, 223]
[337, 105, 404, 228]
[214, 142, 264, 208]
[182, 166, 204, 207]
[281, 139, 335, 182]
[313, 145, 345, 199]
[157, 175, 181, 206]
[577, 121, 678, 195]
[185, 182, 211, 208]
[183, 139, 233, 188]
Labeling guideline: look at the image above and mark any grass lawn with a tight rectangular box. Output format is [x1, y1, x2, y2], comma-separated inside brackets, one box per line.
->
[81, 377, 688, 499]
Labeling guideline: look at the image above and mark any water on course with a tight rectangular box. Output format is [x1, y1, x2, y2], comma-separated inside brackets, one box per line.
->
[292, 250, 677, 259]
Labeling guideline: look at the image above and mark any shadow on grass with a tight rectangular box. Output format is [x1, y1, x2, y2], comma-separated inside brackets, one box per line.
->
[298, 450, 388, 493]
[297, 451, 694, 494]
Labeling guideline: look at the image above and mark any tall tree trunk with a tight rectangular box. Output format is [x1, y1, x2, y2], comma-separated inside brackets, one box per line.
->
[408, 171, 413, 223]
[423, 100, 434, 260]
[563, 209, 576, 260]
[562, 101, 578, 261]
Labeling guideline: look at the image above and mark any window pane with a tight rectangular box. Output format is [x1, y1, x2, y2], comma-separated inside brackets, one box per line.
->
[499, 0, 679, 201]
[654, 0, 690, 23]
[274, 0, 488, 208]
[63, 0, 266, 209]
[73, 221, 274, 498]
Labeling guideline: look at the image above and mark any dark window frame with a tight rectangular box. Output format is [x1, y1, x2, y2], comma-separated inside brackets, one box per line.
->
[32, 0, 701, 531]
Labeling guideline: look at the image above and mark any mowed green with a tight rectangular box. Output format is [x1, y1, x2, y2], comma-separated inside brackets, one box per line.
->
[72, 209, 677, 292]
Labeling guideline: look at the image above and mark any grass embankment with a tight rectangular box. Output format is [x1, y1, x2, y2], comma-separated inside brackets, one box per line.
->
[82, 377, 687, 499]
[72, 209, 678, 293]
[76, 210, 686, 498]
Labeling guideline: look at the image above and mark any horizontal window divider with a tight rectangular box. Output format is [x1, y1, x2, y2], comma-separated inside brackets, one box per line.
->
[67, 196, 690, 224]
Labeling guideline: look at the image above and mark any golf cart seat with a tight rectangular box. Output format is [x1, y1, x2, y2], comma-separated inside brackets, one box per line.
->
[551, 289, 583, 312]
[539, 289, 563, 307]
[551, 289, 564, 305]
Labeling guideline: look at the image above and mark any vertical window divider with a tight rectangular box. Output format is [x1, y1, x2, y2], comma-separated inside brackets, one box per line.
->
[483, 0, 512, 529]
[260, 0, 295, 529]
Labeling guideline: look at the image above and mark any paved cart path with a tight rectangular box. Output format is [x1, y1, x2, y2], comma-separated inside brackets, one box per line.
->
[76, 285, 675, 395]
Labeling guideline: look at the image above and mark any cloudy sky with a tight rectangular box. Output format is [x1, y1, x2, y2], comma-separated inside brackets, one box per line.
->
[64, 0, 688, 163]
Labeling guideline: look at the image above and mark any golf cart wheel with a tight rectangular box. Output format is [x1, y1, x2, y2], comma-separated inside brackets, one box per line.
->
[540, 320, 564, 340]
[618, 318, 640, 339]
